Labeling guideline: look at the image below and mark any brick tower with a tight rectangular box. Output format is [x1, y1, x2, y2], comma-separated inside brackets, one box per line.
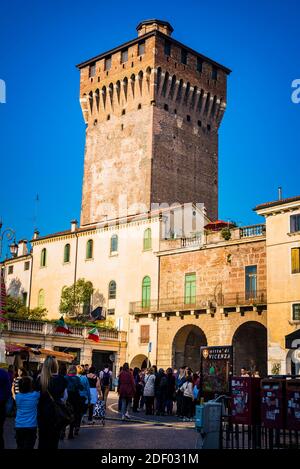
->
[77, 19, 230, 226]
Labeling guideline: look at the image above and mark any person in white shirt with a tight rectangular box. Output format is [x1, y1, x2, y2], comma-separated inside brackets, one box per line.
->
[180, 375, 194, 421]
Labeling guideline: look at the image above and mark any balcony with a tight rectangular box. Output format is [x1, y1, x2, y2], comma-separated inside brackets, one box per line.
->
[5, 319, 120, 341]
[239, 224, 265, 238]
[159, 295, 214, 313]
[181, 235, 202, 248]
[218, 290, 267, 307]
[130, 290, 267, 317]
[129, 300, 158, 315]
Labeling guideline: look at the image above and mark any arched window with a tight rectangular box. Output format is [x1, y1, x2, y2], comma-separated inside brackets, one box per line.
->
[86, 239, 93, 259]
[64, 244, 70, 263]
[40, 248, 47, 267]
[110, 234, 118, 253]
[108, 280, 117, 299]
[38, 289, 45, 308]
[142, 276, 151, 308]
[143, 228, 152, 250]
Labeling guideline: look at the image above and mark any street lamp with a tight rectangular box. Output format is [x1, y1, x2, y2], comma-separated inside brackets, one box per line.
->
[0, 219, 16, 259]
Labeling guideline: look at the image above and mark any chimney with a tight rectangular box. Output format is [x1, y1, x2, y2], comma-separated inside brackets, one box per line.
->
[278, 186, 282, 201]
[18, 240, 28, 256]
[136, 19, 174, 37]
[33, 230, 39, 240]
[71, 220, 78, 232]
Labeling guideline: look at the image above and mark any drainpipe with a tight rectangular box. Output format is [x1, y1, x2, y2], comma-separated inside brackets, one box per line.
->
[72, 221, 79, 314]
[28, 252, 33, 310]
[156, 248, 161, 368]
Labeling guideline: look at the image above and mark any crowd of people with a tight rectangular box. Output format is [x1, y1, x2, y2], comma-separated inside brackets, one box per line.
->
[0, 358, 261, 449]
[117, 364, 201, 422]
[0, 358, 114, 449]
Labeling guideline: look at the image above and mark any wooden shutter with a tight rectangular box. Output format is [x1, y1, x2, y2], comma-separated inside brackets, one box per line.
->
[292, 248, 300, 274]
[140, 325, 150, 344]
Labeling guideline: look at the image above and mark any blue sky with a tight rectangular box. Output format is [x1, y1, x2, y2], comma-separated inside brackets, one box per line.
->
[0, 0, 299, 254]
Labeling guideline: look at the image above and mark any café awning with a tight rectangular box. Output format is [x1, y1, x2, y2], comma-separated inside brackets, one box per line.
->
[5, 343, 74, 362]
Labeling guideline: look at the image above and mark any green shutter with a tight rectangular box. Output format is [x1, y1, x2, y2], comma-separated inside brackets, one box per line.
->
[64, 244, 70, 263]
[142, 276, 151, 308]
[111, 235, 118, 253]
[86, 240, 93, 259]
[143, 229, 152, 250]
[184, 273, 196, 304]
[41, 249, 47, 267]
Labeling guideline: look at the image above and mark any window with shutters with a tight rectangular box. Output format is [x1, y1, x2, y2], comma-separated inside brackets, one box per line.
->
[184, 273, 196, 304]
[290, 214, 300, 233]
[24, 261, 30, 271]
[143, 228, 152, 250]
[142, 276, 151, 308]
[292, 304, 300, 321]
[40, 248, 47, 267]
[138, 41, 145, 56]
[64, 244, 70, 263]
[140, 325, 150, 344]
[245, 265, 257, 299]
[108, 280, 117, 299]
[110, 234, 118, 254]
[291, 248, 300, 274]
[121, 49, 128, 63]
[38, 289, 45, 308]
[86, 239, 93, 259]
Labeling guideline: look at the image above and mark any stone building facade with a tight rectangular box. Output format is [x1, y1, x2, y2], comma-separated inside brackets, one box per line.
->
[130, 224, 267, 375]
[78, 19, 230, 225]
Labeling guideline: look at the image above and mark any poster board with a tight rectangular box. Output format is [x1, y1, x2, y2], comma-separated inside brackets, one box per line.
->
[200, 346, 233, 397]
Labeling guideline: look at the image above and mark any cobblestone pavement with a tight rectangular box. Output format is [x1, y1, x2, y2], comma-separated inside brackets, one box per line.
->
[4, 392, 198, 449]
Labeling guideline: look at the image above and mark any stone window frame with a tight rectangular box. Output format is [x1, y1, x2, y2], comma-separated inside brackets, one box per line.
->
[291, 303, 300, 322]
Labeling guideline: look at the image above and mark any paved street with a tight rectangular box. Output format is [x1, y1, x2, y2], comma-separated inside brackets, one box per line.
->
[4, 392, 198, 449]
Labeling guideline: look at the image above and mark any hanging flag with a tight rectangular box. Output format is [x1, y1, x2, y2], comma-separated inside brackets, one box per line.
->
[55, 316, 72, 334]
[88, 327, 100, 342]
[0, 270, 7, 322]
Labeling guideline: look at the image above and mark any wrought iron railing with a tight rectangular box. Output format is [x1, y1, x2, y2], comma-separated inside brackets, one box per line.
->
[159, 295, 215, 312]
[218, 290, 267, 306]
[129, 300, 158, 314]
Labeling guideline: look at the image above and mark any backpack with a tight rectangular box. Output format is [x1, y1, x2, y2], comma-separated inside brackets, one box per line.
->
[102, 370, 111, 386]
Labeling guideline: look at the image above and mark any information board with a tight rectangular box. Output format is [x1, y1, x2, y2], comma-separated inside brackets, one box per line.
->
[200, 346, 233, 396]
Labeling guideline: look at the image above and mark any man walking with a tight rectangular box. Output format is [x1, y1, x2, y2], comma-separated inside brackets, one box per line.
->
[99, 364, 112, 404]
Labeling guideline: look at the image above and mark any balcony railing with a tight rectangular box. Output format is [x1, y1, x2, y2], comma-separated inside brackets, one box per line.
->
[6, 319, 119, 340]
[181, 235, 202, 248]
[129, 300, 158, 315]
[239, 224, 265, 238]
[218, 290, 267, 307]
[130, 290, 267, 315]
[159, 295, 215, 312]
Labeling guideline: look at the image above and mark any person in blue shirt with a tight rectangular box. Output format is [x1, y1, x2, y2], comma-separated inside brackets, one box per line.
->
[15, 376, 40, 449]
[0, 367, 11, 449]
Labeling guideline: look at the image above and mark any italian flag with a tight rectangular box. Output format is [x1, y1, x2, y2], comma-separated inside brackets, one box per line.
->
[55, 316, 72, 334]
[88, 327, 100, 342]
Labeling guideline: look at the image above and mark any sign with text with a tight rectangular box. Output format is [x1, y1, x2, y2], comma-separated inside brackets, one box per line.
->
[200, 346, 233, 396]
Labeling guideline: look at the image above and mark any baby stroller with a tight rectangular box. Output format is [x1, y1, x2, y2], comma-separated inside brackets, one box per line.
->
[93, 399, 106, 425]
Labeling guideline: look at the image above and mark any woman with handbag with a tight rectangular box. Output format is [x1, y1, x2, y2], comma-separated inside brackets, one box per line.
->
[36, 356, 67, 449]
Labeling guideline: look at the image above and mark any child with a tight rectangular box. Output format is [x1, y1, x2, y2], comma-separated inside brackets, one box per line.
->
[15, 376, 40, 449]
